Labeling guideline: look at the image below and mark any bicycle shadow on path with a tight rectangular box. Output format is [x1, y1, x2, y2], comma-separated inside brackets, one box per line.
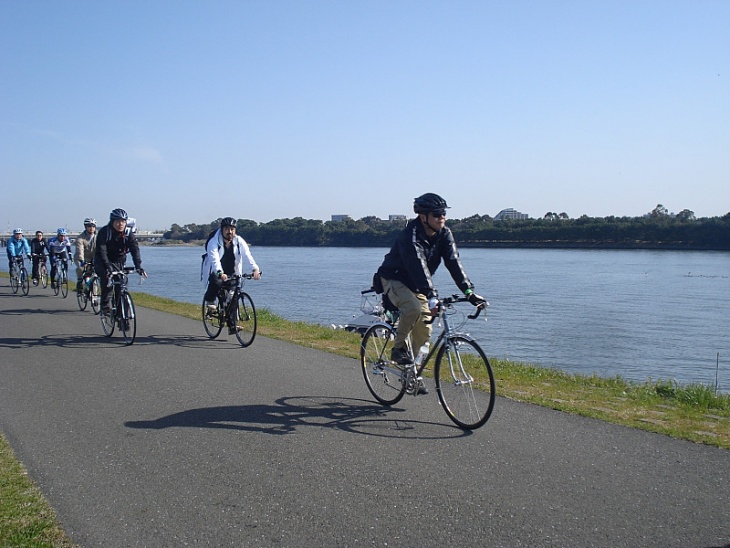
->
[124, 396, 473, 440]
[0, 332, 222, 350]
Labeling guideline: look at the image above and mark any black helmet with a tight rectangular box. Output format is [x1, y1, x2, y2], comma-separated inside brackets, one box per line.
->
[220, 217, 237, 228]
[110, 208, 128, 221]
[413, 193, 449, 214]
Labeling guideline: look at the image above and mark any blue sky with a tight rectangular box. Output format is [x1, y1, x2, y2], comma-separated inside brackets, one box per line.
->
[2, 0, 728, 232]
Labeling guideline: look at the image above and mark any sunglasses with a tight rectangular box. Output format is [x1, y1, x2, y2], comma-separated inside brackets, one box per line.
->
[429, 210, 447, 218]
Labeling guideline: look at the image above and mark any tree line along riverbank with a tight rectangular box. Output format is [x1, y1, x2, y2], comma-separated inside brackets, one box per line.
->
[161, 208, 730, 250]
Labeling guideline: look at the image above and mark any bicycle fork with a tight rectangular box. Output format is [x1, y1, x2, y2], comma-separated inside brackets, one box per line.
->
[443, 340, 475, 387]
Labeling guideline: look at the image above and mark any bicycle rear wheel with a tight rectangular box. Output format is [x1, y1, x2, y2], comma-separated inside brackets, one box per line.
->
[119, 292, 136, 345]
[361, 323, 406, 405]
[60, 270, 68, 298]
[202, 297, 224, 339]
[233, 292, 257, 347]
[435, 335, 495, 430]
[20, 267, 30, 295]
[90, 277, 101, 314]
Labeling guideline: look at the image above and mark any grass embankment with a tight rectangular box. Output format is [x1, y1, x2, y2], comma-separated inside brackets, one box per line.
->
[1, 290, 728, 546]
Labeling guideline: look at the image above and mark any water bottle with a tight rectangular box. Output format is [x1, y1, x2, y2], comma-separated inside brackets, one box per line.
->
[225, 289, 234, 305]
[415, 342, 430, 366]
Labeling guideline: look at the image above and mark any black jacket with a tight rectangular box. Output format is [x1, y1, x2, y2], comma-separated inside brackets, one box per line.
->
[94, 223, 142, 272]
[30, 238, 47, 256]
[378, 218, 473, 299]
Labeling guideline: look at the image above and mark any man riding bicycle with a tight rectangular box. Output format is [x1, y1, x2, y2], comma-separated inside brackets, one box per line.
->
[376, 193, 485, 374]
[202, 217, 261, 334]
[94, 208, 147, 314]
[75, 217, 97, 292]
[48, 228, 72, 289]
[30, 231, 48, 285]
[7, 228, 30, 277]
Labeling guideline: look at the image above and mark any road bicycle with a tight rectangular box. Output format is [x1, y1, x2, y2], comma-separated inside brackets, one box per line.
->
[202, 274, 257, 347]
[100, 266, 140, 345]
[51, 253, 70, 298]
[9, 256, 30, 296]
[360, 292, 496, 430]
[76, 262, 102, 314]
[32, 253, 48, 289]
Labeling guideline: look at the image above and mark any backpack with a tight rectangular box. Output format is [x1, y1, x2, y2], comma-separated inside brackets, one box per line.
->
[200, 230, 218, 280]
[371, 272, 397, 313]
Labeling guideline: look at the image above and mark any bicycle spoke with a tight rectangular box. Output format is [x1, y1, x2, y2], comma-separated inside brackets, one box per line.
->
[202, 298, 224, 339]
[90, 277, 101, 314]
[120, 293, 136, 345]
[435, 336, 495, 429]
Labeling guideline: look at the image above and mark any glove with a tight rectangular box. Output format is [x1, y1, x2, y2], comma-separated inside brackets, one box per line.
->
[428, 297, 440, 310]
[136, 267, 147, 278]
[467, 292, 486, 306]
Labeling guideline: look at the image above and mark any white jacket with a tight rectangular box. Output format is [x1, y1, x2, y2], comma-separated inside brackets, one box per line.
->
[202, 229, 259, 281]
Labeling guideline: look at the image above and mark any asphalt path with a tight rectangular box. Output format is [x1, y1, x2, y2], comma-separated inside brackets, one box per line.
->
[1, 288, 728, 548]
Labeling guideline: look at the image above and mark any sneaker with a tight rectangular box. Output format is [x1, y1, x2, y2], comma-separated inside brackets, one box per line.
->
[416, 380, 429, 396]
[228, 325, 243, 335]
[32, 278, 38, 286]
[76, 281, 83, 292]
[205, 303, 217, 314]
[390, 347, 413, 365]
[101, 306, 111, 316]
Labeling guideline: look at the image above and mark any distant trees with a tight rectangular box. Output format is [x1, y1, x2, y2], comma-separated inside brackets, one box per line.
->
[161, 208, 730, 250]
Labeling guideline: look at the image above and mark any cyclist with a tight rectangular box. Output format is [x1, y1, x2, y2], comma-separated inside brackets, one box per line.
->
[202, 217, 261, 334]
[7, 228, 31, 279]
[94, 208, 146, 314]
[48, 228, 72, 289]
[376, 193, 485, 370]
[30, 231, 48, 285]
[74, 217, 97, 292]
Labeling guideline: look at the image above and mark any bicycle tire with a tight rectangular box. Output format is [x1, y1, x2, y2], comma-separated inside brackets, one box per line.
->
[40, 264, 48, 289]
[100, 304, 115, 336]
[77, 281, 88, 310]
[90, 277, 101, 314]
[20, 267, 30, 295]
[52, 270, 60, 296]
[435, 335, 495, 430]
[10, 267, 19, 294]
[361, 323, 406, 405]
[202, 297, 224, 339]
[120, 292, 136, 345]
[60, 269, 68, 298]
[233, 292, 257, 347]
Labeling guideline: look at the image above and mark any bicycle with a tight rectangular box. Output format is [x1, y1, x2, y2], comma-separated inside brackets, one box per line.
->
[202, 274, 257, 347]
[360, 292, 496, 430]
[51, 253, 70, 298]
[76, 262, 102, 314]
[100, 266, 140, 345]
[9, 256, 30, 296]
[32, 253, 48, 289]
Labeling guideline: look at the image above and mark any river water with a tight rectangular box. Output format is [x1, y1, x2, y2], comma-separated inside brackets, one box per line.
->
[5, 245, 729, 389]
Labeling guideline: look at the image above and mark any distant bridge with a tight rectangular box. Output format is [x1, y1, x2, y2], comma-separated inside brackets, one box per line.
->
[1, 232, 165, 243]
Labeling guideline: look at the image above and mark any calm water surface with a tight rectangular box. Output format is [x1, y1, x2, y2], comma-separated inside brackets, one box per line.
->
[6, 246, 729, 389]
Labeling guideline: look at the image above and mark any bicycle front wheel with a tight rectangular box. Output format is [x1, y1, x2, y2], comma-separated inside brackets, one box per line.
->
[360, 323, 406, 405]
[77, 281, 88, 310]
[52, 271, 60, 296]
[100, 305, 115, 337]
[60, 270, 68, 298]
[90, 277, 101, 314]
[40, 265, 48, 289]
[202, 298, 224, 339]
[20, 267, 30, 295]
[10, 269, 19, 294]
[234, 292, 257, 347]
[435, 335, 495, 430]
[120, 292, 136, 345]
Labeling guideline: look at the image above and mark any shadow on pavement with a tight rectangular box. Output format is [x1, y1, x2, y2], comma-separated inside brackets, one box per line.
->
[125, 395, 472, 439]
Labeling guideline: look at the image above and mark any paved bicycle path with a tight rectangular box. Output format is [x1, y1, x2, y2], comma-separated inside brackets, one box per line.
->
[0, 289, 728, 547]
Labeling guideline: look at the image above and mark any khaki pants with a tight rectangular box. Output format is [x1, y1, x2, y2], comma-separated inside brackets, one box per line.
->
[381, 277, 432, 353]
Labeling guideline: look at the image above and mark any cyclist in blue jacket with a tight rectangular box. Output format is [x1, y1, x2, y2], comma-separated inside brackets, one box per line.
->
[7, 228, 31, 278]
